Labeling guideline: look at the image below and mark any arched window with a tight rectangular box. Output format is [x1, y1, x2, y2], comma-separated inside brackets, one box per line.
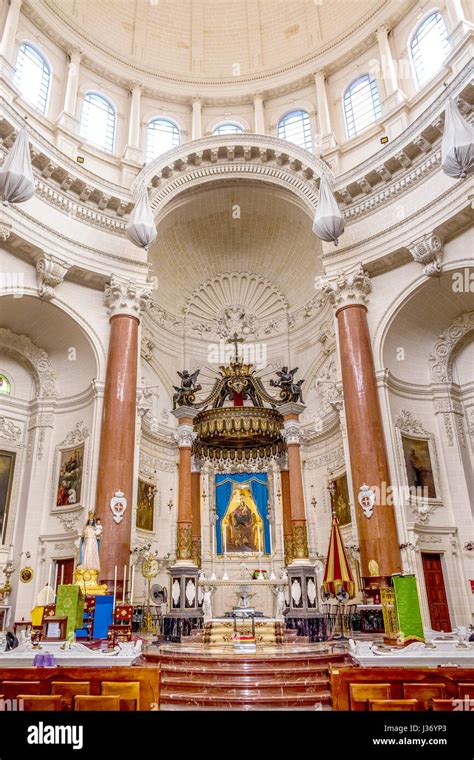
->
[212, 122, 244, 135]
[410, 11, 451, 88]
[14, 43, 50, 114]
[277, 110, 312, 151]
[343, 75, 382, 139]
[146, 118, 180, 162]
[80, 93, 116, 153]
[0, 374, 11, 395]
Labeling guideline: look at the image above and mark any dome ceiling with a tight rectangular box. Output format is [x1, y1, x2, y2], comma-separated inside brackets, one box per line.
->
[149, 181, 322, 316]
[43, 0, 387, 83]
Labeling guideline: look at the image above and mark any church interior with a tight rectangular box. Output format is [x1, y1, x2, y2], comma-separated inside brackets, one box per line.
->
[0, 0, 473, 717]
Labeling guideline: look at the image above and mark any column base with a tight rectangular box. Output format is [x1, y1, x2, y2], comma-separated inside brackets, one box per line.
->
[168, 565, 203, 616]
[165, 565, 203, 641]
[286, 564, 319, 615]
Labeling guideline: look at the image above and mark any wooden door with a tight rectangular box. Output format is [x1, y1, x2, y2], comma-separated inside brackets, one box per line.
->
[55, 558, 75, 589]
[421, 553, 452, 632]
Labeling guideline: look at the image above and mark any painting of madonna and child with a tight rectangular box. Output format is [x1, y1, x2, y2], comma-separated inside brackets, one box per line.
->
[216, 473, 270, 555]
[55, 445, 84, 508]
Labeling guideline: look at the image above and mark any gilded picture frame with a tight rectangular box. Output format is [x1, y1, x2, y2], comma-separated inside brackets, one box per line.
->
[0, 450, 15, 544]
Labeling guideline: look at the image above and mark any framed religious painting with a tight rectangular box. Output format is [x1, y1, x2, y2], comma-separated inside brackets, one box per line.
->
[215, 473, 271, 556]
[394, 411, 442, 521]
[0, 450, 15, 544]
[332, 473, 351, 526]
[136, 478, 156, 532]
[401, 435, 437, 499]
[53, 444, 84, 510]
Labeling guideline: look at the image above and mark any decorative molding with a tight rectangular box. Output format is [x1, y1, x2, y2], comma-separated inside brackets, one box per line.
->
[55, 507, 83, 533]
[60, 421, 90, 447]
[184, 272, 288, 338]
[429, 312, 474, 383]
[0, 223, 11, 241]
[433, 398, 465, 448]
[394, 409, 430, 437]
[0, 328, 57, 398]
[0, 417, 22, 445]
[104, 276, 153, 318]
[36, 253, 70, 300]
[136, 381, 153, 418]
[316, 262, 371, 310]
[301, 445, 345, 471]
[408, 233, 443, 276]
[140, 329, 156, 362]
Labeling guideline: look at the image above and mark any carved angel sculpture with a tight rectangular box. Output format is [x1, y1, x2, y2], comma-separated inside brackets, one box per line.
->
[172, 368, 202, 409]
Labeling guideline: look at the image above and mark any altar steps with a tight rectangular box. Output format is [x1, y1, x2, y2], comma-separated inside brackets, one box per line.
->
[152, 649, 348, 709]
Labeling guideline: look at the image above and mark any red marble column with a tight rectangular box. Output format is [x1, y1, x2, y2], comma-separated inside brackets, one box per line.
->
[172, 409, 197, 564]
[279, 460, 293, 566]
[95, 277, 151, 587]
[322, 265, 401, 580]
[191, 458, 202, 566]
[281, 404, 309, 563]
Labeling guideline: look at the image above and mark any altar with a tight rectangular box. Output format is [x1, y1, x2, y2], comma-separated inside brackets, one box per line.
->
[203, 618, 285, 647]
[198, 577, 288, 622]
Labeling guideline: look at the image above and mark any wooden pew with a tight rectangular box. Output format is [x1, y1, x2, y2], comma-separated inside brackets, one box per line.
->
[0, 666, 159, 711]
[330, 665, 474, 710]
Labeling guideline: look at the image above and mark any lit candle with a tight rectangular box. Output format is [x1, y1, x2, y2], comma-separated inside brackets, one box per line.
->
[130, 565, 135, 605]
[53, 562, 59, 601]
[122, 564, 127, 604]
[113, 566, 117, 611]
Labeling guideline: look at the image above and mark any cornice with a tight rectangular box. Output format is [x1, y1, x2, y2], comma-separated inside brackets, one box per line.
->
[335, 63, 474, 215]
[322, 178, 473, 270]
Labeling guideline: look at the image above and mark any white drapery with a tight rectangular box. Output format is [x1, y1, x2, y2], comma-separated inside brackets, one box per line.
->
[441, 98, 474, 179]
[126, 180, 157, 250]
[312, 175, 344, 246]
[0, 127, 35, 205]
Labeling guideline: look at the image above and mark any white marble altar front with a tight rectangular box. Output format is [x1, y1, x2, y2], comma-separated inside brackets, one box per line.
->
[0, 640, 141, 668]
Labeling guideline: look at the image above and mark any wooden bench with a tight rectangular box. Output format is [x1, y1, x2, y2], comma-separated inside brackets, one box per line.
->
[330, 665, 474, 710]
[0, 666, 159, 711]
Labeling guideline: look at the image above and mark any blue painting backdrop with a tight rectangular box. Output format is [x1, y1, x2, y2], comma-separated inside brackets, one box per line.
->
[215, 472, 270, 554]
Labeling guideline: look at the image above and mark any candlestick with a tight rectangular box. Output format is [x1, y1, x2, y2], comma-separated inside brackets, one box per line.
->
[130, 565, 135, 605]
[222, 523, 229, 580]
[53, 562, 59, 601]
[211, 524, 216, 580]
[257, 523, 262, 555]
[60, 565, 64, 586]
[113, 565, 117, 611]
[47, 563, 52, 593]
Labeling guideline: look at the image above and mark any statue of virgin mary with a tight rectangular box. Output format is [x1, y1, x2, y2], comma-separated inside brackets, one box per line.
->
[81, 513, 101, 571]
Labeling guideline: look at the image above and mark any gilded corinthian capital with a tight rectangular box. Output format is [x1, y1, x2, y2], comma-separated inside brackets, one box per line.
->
[316, 262, 372, 311]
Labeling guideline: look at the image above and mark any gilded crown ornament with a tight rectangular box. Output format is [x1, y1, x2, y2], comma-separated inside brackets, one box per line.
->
[170, 334, 305, 462]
